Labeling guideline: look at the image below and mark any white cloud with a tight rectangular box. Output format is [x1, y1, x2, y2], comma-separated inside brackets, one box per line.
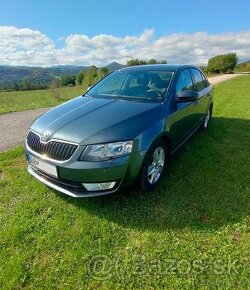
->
[0, 26, 58, 66]
[0, 26, 250, 66]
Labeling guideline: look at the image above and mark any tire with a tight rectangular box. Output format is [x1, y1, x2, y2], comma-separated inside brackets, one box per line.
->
[139, 139, 168, 192]
[201, 105, 212, 130]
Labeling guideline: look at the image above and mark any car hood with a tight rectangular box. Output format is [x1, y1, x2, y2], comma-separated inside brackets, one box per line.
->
[30, 95, 164, 144]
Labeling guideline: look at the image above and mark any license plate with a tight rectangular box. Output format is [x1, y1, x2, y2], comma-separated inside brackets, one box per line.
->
[27, 154, 58, 178]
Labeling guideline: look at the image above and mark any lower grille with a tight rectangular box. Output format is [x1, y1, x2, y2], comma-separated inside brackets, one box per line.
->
[27, 130, 78, 161]
[33, 167, 86, 193]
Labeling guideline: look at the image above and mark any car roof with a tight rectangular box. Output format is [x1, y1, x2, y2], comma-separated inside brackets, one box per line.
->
[118, 64, 198, 73]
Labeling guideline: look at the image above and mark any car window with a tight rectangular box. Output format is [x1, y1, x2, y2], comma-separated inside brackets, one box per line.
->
[191, 69, 204, 91]
[88, 70, 173, 101]
[200, 72, 209, 88]
[93, 73, 127, 95]
[175, 69, 193, 97]
[127, 73, 148, 89]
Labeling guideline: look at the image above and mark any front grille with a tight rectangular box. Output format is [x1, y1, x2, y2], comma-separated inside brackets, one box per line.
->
[27, 130, 78, 161]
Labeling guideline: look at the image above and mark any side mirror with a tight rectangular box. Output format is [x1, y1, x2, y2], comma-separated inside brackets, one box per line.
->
[176, 90, 199, 103]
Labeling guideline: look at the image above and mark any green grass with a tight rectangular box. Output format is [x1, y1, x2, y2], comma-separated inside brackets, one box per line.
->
[0, 76, 250, 289]
[0, 86, 86, 114]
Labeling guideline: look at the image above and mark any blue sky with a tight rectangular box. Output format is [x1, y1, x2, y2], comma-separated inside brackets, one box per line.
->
[0, 0, 250, 66]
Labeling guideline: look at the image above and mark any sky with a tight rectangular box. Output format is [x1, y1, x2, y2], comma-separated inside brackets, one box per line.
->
[0, 0, 250, 67]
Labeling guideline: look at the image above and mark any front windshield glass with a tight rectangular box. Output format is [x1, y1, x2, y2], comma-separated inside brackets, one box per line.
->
[87, 70, 174, 101]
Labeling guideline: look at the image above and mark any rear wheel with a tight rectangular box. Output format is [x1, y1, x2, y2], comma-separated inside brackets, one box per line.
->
[139, 139, 168, 192]
[201, 105, 212, 130]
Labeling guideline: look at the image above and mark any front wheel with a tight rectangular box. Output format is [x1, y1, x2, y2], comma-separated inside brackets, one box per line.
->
[139, 139, 168, 192]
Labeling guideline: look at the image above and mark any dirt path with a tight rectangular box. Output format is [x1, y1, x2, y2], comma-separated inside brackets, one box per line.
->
[0, 73, 243, 151]
[208, 73, 242, 85]
[0, 107, 50, 151]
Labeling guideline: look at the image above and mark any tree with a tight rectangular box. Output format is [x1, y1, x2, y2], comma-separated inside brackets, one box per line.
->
[98, 67, 108, 79]
[148, 59, 157, 64]
[127, 59, 147, 66]
[199, 65, 208, 75]
[207, 53, 238, 74]
[19, 79, 33, 91]
[76, 66, 108, 88]
[84, 66, 98, 86]
[126, 58, 167, 66]
[76, 71, 85, 86]
[12, 82, 20, 91]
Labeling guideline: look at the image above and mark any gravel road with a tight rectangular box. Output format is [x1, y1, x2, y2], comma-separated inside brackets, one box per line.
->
[0, 73, 243, 151]
[207, 73, 242, 85]
[0, 107, 50, 151]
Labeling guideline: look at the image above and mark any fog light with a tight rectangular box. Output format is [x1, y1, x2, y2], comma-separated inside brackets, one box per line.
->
[82, 181, 116, 191]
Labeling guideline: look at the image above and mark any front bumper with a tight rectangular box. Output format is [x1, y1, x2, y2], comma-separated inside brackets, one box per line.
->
[28, 165, 120, 197]
[26, 148, 146, 197]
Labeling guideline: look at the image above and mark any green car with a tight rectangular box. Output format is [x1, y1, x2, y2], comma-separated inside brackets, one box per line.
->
[25, 64, 213, 197]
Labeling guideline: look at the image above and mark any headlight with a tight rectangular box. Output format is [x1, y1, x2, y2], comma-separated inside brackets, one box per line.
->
[79, 141, 133, 161]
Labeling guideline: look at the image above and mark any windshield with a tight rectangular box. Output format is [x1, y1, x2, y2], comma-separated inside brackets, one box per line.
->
[87, 70, 174, 102]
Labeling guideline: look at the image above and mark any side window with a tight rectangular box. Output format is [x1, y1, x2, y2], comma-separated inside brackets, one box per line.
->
[191, 69, 204, 92]
[175, 69, 193, 97]
[200, 72, 209, 88]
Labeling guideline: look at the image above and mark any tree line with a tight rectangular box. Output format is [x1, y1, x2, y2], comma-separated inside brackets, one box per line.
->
[3, 54, 248, 92]
[56, 59, 167, 88]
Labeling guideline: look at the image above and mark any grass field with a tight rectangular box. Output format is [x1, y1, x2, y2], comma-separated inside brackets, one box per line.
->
[0, 86, 86, 114]
[0, 76, 249, 289]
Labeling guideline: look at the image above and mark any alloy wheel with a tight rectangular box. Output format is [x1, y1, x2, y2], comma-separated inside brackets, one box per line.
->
[147, 147, 165, 184]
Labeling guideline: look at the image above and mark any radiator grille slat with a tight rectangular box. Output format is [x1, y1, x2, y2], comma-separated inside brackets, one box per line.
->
[27, 131, 78, 161]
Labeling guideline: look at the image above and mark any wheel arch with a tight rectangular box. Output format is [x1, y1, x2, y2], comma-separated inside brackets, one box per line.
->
[136, 121, 172, 155]
[159, 133, 172, 157]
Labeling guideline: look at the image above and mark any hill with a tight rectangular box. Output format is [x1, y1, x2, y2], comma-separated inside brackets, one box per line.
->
[105, 62, 125, 71]
[235, 59, 250, 72]
[0, 62, 124, 88]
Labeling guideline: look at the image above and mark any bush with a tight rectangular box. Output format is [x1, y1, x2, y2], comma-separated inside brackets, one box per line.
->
[235, 61, 250, 72]
[49, 79, 61, 101]
[60, 75, 76, 87]
[207, 53, 238, 74]
[245, 63, 250, 71]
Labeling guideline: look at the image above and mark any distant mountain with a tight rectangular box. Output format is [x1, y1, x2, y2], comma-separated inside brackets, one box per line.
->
[238, 60, 250, 65]
[50, 65, 89, 71]
[105, 62, 125, 72]
[0, 62, 125, 88]
[0, 65, 86, 88]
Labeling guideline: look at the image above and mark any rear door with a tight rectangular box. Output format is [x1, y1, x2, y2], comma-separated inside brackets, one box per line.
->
[168, 69, 201, 147]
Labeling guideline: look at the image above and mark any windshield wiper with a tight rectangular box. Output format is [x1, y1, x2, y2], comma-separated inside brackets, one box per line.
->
[82, 93, 92, 98]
